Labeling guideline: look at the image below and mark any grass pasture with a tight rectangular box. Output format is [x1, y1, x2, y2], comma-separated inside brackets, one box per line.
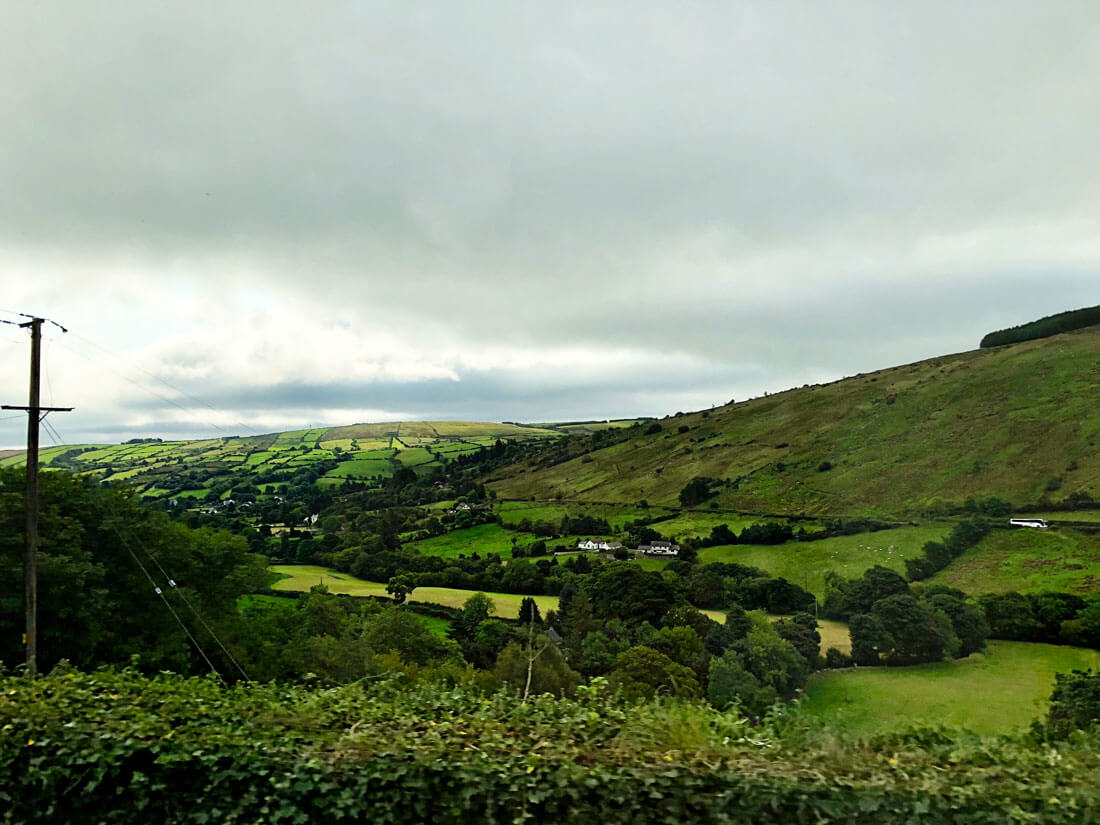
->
[698, 526, 946, 597]
[652, 511, 786, 540]
[929, 527, 1100, 595]
[406, 523, 578, 559]
[269, 564, 558, 617]
[496, 501, 655, 530]
[812, 619, 851, 655]
[803, 641, 1100, 735]
[1022, 510, 1100, 523]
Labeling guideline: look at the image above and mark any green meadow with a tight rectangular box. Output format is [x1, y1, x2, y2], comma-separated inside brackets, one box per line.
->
[803, 641, 1100, 735]
[405, 523, 597, 559]
[930, 527, 1100, 595]
[269, 564, 559, 617]
[496, 500, 656, 530]
[698, 526, 947, 597]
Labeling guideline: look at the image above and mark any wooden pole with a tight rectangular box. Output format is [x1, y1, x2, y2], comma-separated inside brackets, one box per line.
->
[2, 317, 71, 677]
[23, 318, 42, 677]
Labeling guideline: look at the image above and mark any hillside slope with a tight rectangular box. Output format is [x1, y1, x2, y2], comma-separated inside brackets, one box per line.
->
[0, 421, 558, 501]
[489, 326, 1100, 517]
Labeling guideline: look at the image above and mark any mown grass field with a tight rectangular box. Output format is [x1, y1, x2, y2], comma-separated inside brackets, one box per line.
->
[269, 564, 559, 617]
[489, 327, 1100, 518]
[929, 527, 1100, 595]
[697, 526, 947, 597]
[813, 619, 851, 655]
[803, 640, 1100, 735]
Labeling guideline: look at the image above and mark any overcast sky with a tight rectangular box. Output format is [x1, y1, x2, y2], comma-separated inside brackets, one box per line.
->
[2, 2, 1099, 448]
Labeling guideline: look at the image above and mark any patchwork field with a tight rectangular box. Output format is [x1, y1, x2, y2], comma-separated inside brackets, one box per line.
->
[1, 421, 560, 502]
[803, 641, 1100, 735]
[698, 526, 948, 597]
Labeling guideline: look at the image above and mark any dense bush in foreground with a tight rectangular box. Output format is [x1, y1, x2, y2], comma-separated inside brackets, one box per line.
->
[3, 669, 1100, 823]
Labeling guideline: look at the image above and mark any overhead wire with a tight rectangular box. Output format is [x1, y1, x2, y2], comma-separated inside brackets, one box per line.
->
[67, 331, 261, 438]
[121, 540, 222, 678]
[133, 538, 252, 681]
[38, 416, 222, 679]
[34, 363, 247, 681]
[12, 316, 256, 680]
[55, 339, 239, 438]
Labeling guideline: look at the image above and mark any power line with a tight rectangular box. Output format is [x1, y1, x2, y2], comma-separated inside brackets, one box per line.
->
[55, 339, 239, 438]
[47, 416, 248, 680]
[135, 540, 251, 681]
[68, 332, 262, 438]
[121, 542, 221, 678]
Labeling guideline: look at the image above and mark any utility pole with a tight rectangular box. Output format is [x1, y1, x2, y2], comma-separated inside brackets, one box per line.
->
[2, 316, 72, 677]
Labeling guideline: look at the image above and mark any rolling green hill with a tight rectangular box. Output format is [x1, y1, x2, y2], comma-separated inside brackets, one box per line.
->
[0, 421, 559, 502]
[489, 325, 1100, 518]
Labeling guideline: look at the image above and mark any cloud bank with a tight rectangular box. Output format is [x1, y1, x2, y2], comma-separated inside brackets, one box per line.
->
[2, 2, 1098, 446]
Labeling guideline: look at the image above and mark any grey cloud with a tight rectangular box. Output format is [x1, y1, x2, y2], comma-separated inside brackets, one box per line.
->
[2, 2, 1100, 446]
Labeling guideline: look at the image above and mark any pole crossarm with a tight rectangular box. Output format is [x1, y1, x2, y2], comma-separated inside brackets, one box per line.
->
[1, 405, 74, 412]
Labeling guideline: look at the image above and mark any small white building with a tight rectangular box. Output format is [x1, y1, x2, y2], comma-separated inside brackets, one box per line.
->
[636, 540, 680, 557]
[577, 539, 624, 552]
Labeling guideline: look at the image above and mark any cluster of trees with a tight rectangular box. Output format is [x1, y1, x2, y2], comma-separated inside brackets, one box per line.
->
[980, 304, 1100, 348]
[1043, 669, 1100, 738]
[0, 468, 268, 675]
[905, 517, 991, 581]
[538, 568, 818, 711]
[234, 589, 467, 683]
[680, 518, 900, 554]
[979, 591, 1100, 649]
[823, 566, 989, 666]
[678, 476, 720, 507]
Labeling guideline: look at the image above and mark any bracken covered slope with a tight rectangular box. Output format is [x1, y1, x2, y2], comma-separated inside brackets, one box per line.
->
[489, 326, 1100, 517]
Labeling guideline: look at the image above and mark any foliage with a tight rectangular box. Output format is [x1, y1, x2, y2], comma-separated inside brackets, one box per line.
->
[0, 468, 267, 675]
[979, 591, 1100, 649]
[7, 669, 1100, 823]
[1045, 669, 1100, 738]
[493, 640, 580, 698]
[585, 564, 679, 626]
[678, 476, 717, 507]
[980, 304, 1100, 348]
[607, 646, 700, 700]
[904, 517, 991, 581]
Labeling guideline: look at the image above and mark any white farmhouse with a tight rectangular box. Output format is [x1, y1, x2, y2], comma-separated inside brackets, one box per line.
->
[576, 539, 624, 552]
[636, 540, 680, 557]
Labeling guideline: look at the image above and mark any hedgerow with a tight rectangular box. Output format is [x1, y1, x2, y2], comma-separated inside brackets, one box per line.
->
[4, 668, 1100, 823]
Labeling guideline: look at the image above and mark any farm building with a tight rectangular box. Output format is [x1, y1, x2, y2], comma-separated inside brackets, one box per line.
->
[577, 539, 624, 552]
[636, 541, 680, 557]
